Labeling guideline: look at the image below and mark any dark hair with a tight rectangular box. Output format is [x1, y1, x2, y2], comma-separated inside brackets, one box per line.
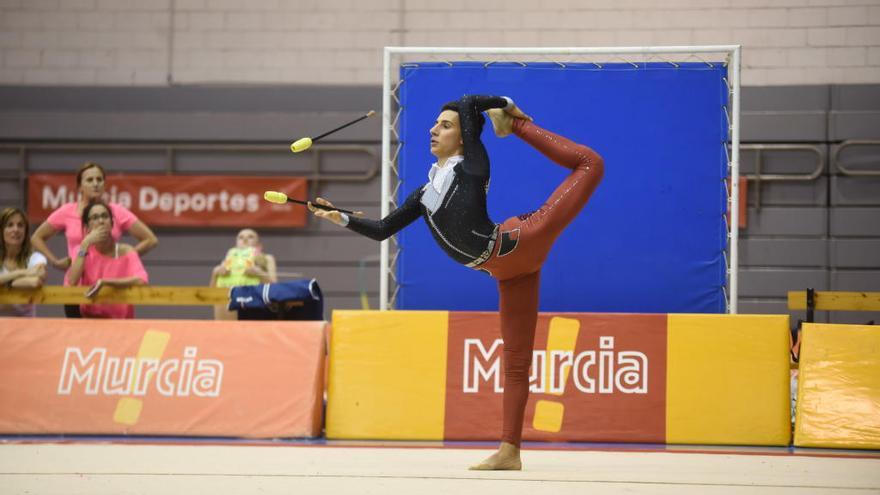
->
[76, 161, 106, 188]
[0, 207, 32, 268]
[441, 100, 485, 136]
[81, 199, 114, 231]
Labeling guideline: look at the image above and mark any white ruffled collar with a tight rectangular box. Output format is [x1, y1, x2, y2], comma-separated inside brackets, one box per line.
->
[428, 155, 464, 192]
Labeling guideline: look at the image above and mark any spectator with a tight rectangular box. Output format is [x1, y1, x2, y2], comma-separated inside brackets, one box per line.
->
[67, 199, 148, 319]
[30, 162, 158, 317]
[0, 207, 47, 317]
[210, 228, 277, 320]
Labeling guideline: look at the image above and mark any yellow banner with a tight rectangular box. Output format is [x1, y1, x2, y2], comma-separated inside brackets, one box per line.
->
[326, 310, 448, 440]
[666, 314, 791, 446]
[327, 311, 792, 446]
[795, 323, 880, 449]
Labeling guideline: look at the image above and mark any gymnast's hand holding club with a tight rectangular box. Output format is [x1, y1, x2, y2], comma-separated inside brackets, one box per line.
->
[263, 191, 363, 220]
[306, 197, 358, 225]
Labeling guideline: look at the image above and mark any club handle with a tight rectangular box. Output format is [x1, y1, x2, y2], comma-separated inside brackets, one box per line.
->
[264, 191, 361, 216]
[300, 199, 361, 216]
[312, 110, 377, 142]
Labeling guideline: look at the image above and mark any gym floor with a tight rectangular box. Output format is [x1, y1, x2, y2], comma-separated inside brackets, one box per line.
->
[2, 437, 878, 494]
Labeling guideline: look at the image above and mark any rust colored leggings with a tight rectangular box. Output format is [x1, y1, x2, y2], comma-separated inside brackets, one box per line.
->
[477, 119, 604, 446]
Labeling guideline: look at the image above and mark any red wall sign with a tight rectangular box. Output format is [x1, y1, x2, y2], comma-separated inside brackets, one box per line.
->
[27, 174, 308, 228]
[444, 312, 668, 443]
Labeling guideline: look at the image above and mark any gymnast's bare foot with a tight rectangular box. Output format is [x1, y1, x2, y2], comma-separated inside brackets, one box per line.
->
[487, 108, 514, 138]
[468, 442, 522, 470]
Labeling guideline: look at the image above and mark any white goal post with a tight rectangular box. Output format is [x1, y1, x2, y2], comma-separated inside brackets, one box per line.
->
[380, 45, 742, 313]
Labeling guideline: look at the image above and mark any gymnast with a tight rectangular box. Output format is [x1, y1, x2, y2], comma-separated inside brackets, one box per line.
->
[308, 95, 603, 470]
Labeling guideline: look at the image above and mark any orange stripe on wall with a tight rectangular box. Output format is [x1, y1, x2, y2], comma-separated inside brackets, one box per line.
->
[0, 318, 325, 438]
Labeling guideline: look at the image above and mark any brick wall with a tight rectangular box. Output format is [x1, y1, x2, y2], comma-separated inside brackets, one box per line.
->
[0, 0, 878, 86]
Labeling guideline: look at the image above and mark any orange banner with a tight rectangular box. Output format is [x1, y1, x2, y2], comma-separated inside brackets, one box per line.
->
[27, 174, 307, 227]
[444, 312, 667, 442]
[0, 318, 325, 438]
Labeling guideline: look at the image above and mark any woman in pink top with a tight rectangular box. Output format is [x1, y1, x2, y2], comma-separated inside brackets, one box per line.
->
[67, 200, 149, 319]
[30, 162, 158, 316]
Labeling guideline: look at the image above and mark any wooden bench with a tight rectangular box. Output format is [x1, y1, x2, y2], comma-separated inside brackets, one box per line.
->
[0, 285, 231, 306]
[0, 284, 301, 306]
[787, 290, 880, 322]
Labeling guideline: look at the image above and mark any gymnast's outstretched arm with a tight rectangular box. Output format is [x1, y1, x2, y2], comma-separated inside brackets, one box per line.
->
[308, 187, 423, 242]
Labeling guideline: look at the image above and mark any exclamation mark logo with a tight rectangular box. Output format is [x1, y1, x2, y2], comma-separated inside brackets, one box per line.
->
[113, 330, 170, 426]
[532, 317, 580, 433]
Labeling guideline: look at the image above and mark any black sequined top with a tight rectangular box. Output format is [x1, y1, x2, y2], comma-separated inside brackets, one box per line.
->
[345, 95, 509, 266]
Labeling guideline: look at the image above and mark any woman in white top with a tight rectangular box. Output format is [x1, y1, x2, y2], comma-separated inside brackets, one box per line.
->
[0, 207, 47, 317]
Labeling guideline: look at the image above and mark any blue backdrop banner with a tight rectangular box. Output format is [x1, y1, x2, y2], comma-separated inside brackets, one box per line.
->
[396, 62, 728, 313]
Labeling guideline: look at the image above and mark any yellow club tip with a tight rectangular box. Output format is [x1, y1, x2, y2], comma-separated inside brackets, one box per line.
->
[263, 191, 288, 204]
[291, 137, 312, 153]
